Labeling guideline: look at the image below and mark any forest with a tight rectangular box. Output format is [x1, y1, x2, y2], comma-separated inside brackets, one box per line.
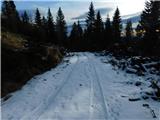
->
[1, 0, 160, 97]
[1, 1, 160, 119]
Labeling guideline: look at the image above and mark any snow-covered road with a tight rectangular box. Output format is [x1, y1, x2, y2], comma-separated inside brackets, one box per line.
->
[2, 53, 160, 120]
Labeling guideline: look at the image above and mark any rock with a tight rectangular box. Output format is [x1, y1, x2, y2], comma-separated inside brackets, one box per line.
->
[142, 96, 149, 100]
[151, 97, 160, 101]
[142, 104, 149, 107]
[126, 68, 137, 74]
[129, 98, 141, 101]
[135, 81, 142, 86]
[145, 91, 154, 96]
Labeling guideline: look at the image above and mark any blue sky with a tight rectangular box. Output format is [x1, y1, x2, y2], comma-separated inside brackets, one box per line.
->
[14, 0, 145, 25]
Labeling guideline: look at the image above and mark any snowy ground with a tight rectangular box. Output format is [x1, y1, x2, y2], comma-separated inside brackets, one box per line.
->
[1, 52, 160, 120]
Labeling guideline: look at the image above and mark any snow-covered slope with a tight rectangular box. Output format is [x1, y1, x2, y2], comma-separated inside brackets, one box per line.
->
[1, 53, 160, 120]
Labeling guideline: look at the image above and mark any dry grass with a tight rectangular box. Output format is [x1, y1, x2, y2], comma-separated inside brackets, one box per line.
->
[1, 32, 27, 50]
[1, 31, 63, 98]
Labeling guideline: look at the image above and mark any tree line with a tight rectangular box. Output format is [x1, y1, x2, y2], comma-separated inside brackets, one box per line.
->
[1, 0, 160, 56]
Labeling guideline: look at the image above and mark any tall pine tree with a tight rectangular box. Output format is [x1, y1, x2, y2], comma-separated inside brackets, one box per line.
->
[86, 2, 95, 32]
[35, 8, 42, 27]
[1, 0, 20, 32]
[69, 21, 83, 50]
[94, 11, 104, 49]
[135, 24, 143, 39]
[140, 0, 160, 55]
[34, 8, 46, 44]
[21, 10, 32, 38]
[22, 10, 29, 24]
[77, 21, 83, 50]
[77, 21, 83, 39]
[69, 22, 78, 50]
[104, 15, 113, 48]
[56, 7, 67, 46]
[42, 16, 47, 28]
[47, 8, 56, 44]
[85, 2, 95, 50]
[112, 7, 122, 43]
[125, 20, 133, 41]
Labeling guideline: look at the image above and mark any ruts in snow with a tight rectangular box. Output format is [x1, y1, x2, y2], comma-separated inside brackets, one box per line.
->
[2, 53, 159, 120]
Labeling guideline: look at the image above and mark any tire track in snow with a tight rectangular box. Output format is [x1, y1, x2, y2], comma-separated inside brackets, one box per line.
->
[86, 62, 94, 120]
[92, 63, 109, 120]
[21, 55, 80, 120]
[83, 53, 95, 120]
[85, 53, 109, 120]
[92, 57, 120, 120]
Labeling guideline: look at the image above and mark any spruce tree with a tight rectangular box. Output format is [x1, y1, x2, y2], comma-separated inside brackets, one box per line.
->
[135, 24, 143, 39]
[22, 11, 29, 24]
[35, 8, 41, 27]
[69, 21, 83, 50]
[104, 15, 113, 48]
[112, 7, 122, 43]
[34, 8, 46, 44]
[56, 7, 67, 46]
[77, 21, 83, 50]
[77, 21, 83, 39]
[85, 2, 95, 50]
[69, 22, 78, 50]
[86, 2, 95, 31]
[125, 20, 133, 41]
[21, 10, 31, 37]
[94, 11, 104, 49]
[140, 0, 160, 55]
[47, 8, 56, 44]
[1, 0, 20, 32]
[42, 16, 47, 27]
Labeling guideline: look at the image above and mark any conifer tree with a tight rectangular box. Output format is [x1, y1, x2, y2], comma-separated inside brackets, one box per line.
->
[86, 2, 95, 32]
[112, 7, 122, 43]
[94, 11, 104, 49]
[20, 10, 31, 37]
[56, 7, 67, 46]
[42, 16, 47, 27]
[47, 8, 56, 44]
[94, 11, 104, 31]
[140, 0, 160, 55]
[34, 8, 46, 44]
[35, 8, 41, 27]
[22, 11, 29, 24]
[77, 21, 83, 39]
[125, 20, 133, 41]
[77, 21, 83, 50]
[85, 2, 95, 50]
[69, 22, 78, 50]
[104, 15, 113, 47]
[135, 24, 143, 39]
[69, 21, 83, 50]
[1, 0, 20, 32]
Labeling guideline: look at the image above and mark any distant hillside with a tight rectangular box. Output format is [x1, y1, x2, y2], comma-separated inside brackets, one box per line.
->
[122, 12, 141, 28]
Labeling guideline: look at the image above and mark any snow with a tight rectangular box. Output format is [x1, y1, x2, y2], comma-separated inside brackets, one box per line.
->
[1, 52, 160, 120]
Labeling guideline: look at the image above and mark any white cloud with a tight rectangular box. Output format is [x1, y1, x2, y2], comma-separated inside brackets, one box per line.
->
[15, 0, 145, 25]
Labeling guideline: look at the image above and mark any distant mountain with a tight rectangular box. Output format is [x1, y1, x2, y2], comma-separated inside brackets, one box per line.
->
[18, 9, 36, 19]
[72, 7, 113, 20]
[121, 12, 141, 28]
[67, 12, 141, 34]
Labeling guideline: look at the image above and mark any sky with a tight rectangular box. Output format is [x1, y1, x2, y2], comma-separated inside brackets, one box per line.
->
[14, 0, 146, 25]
